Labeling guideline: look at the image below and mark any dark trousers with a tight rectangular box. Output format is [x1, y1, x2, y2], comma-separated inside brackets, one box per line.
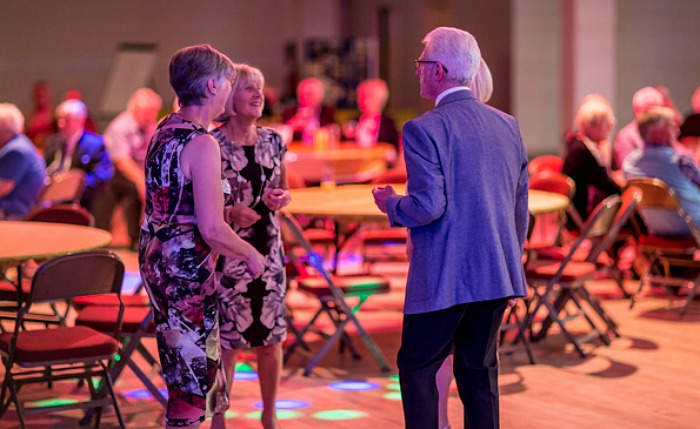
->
[91, 172, 142, 244]
[397, 298, 508, 429]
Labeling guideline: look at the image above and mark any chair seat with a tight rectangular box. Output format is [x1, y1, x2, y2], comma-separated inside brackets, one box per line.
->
[638, 234, 697, 252]
[0, 326, 119, 364]
[0, 280, 31, 300]
[76, 306, 154, 334]
[73, 293, 150, 309]
[361, 228, 407, 245]
[526, 260, 597, 283]
[303, 228, 336, 245]
[533, 246, 612, 266]
[297, 275, 391, 298]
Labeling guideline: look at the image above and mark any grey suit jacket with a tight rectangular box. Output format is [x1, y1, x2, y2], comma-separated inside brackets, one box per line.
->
[386, 89, 529, 314]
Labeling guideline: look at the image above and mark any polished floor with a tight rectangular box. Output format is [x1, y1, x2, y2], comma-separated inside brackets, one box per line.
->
[1, 246, 699, 429]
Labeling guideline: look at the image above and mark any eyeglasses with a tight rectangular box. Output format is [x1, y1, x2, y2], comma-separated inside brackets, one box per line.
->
[414, 60, 448, 73]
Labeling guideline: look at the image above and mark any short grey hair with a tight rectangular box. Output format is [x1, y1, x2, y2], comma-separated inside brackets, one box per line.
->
[55, 99, 87, 121]
[0, 103, 25, 135]
[169, 44, 234, 107]
[422, 27, 481, 86]
[357, 79, 390, 108]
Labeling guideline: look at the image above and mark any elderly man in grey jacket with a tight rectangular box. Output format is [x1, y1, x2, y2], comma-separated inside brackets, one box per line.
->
[373, 27, 529, 429]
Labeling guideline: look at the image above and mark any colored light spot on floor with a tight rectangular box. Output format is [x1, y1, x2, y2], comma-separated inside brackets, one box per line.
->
[383, 391, 402, 400]
[252, 399, 311, 410]
[234, 371, 259, 381]
[328, 380, 380, 391]
[313, 410, 368, 420]
[385, 382, 401, 391]
[26, 398, 78, 407]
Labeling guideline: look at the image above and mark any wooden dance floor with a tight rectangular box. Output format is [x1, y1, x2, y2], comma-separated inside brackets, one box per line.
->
[1, 248, 700, 429]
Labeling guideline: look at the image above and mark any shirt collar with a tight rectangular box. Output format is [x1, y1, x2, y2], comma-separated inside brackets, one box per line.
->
[435, 86, 470, 107]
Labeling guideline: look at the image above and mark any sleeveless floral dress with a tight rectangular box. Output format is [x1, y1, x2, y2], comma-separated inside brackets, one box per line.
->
[211, 126, 287, 349]
[139, 113, 228, 427]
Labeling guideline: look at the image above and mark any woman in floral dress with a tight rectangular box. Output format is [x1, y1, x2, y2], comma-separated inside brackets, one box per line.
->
[139, 45, 265, 429]
[210, 64, 291, 429]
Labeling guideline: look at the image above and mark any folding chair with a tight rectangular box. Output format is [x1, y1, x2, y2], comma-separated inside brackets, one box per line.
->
[279, 211, 392, 376]
[26, 203, 95, 227]
[0, 251, 126, 429]
[528, 154, 564, 176]
[33, 170, 86, 209]
[627, 178, 700, 316]
[524, 195, 621, 357]
[528, 171, 583, 248]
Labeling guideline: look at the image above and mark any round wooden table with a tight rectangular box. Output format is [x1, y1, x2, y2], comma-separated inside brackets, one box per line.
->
[0, 221, 112, 271]
[285, 142, 396, 184]
[284, 185, 569, 220]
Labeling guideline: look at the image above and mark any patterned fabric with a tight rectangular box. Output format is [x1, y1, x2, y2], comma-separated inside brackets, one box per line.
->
[211, 126, 288, 349]
[679, 155, 700, 188]
[139, 113, 228, 427]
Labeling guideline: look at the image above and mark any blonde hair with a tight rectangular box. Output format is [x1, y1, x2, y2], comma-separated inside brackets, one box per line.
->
[471, 58, 493, 103]
[231, 64, 265, 94]
[575, 97, 616, 133]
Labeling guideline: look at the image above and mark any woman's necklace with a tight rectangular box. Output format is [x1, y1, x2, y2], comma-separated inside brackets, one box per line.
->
[237, 127, 267, 209]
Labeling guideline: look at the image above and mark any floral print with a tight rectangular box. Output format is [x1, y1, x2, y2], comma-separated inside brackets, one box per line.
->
[211, 126, 288, 349]
[139, 113, 228, 427]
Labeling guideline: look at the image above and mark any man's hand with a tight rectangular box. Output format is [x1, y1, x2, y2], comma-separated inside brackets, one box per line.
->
[225, 206, 261, 228]
[372, 185, 396, 214]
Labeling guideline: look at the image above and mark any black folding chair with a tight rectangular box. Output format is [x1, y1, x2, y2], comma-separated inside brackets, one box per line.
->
[280, 211, 392, 376]
[0, 251, 126, 429]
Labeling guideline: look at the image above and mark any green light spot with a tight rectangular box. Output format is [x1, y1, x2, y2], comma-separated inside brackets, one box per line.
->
[224, 410, 238, 418]
[27, 398, 79, 407]
[383, 392, 402, 400]
[245, 411, 262, 419]
[115, 354, 121, 361]
[313, 410, 367, 420]
[236, 362, 255, 372]
[390, 374, 400, 381]
[386, 382, 401, 391]
[243, 410, 304, 420]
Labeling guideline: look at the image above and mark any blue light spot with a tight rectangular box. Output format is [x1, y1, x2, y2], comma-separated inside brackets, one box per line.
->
[328, 380, 380, 391]
[252, 399, 311, 410]
[234, 371, 259, 381]
[121, 388, 168, 400]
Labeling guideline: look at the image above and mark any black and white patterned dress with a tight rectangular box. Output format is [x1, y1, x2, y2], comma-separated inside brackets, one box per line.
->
[211, 126, 287, 349]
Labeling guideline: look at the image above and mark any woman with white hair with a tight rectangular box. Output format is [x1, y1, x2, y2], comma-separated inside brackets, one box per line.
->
[0, 103, 46, 219]
[563, 96, 621, 224]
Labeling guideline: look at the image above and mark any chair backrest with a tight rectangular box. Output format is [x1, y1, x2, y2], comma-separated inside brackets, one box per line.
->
[26, 204, 95, 227]
[286, 167, 307, 189]
[558, 194, 621, 267]
[529, 171, 575, 199]
[587, 186, 642, 261]
[626, 177, 700, 243]
[528, 155, 564, 176]
[28, 251, 124, 305]
[34, 170, 87, 209]
[279, 211, 326, 274]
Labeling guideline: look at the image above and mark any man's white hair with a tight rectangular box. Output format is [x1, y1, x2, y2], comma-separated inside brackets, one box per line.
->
[0, 103, 25, 135]
[56, 99, 87, 120]
[422, 27, 481, 86]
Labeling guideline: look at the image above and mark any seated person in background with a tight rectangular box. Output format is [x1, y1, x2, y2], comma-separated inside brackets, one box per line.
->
[343, 79, 399, 152]
[282, 77, 335, 143]
[676, 113, 700, 166]
[623, 106, 700, 234]
[93, 88, 162, 250]
[613, 86, 665, 170]
[25, 80, 55, 151]
[44, 99, 113, 215]
[563, 96, 621, 225]
[0, 103, 47, 220]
